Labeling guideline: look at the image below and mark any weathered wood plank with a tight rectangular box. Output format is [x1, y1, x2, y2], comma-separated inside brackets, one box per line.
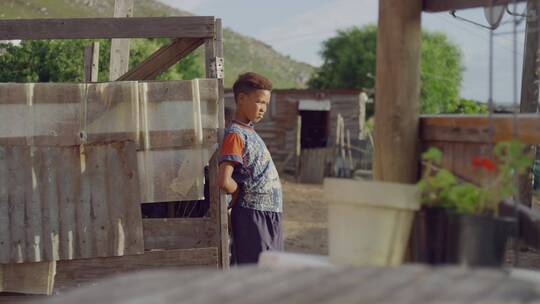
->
[0, 17, 215, 40]
[56, 148, 79, 260]
[84, 42, 100, 82]
[106, 142, 144, 255]
[432, 270, 507, 302]
[208, 151, 226, 266]
[86, 145, 111, 257]
[0, 142, 145, 263]
[106, 145, 127, 256]
[118, 38, 205, 81]
[77, 145, 93, 259]
[26, 147, 43, 262]
[8, 146, 29, 263]
[35, 147, 61, 262]
[52, 264, 254, 303]
[500, 200, 540, 250]
[299, 148, 327, 184]
[374, 0, 421, 183]
[144, 129, 217, 150]
[142, 79, 219, 103]
[0, 147, 9, 263]
[381, 267, 469, 302]
[1, 261, 56, 295]
[142, 218, 216, 250]
[0, 83, 29, 104]
[27, 266, 540, 303]
[205, 19, 228, 268]
[328, 266, 430, 303]
[271, 268, 380, 304]
[423, 0, 526, 12]
[0, 84, 30, 146]
[109, 0, 134, 81]
[54, 248, 218, 292]
[420, 114, 540, 144]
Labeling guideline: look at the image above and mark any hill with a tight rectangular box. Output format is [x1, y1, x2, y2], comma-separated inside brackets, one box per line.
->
[0, 0, 314, 88]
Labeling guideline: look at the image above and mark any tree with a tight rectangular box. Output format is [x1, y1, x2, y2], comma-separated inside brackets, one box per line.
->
[308, 25, 465, 114]
[0, 39, 203, 83]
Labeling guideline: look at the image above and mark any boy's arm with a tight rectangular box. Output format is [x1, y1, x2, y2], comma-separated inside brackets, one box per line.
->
[217, 161, 238, 194]
[218, 161, 240, 208]
[219, 131, 244, 207]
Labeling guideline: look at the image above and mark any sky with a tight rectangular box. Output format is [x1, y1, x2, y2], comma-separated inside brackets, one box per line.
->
[160, 0, 528, 105]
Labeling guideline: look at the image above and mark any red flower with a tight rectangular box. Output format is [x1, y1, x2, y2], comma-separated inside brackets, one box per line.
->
[472, 157, 497, 171]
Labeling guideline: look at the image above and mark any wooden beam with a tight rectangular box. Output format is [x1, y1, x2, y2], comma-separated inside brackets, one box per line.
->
[500, 200, 540, 250]
[423, 0, 527, 12]
[1, 261, 56, 295]
[109, 0, 134, 81]
[54, 248, 218, 292]
[142, 218, 217, 250]
[520, 0, 540, 114]
[142, 129, 218, 151]
[117, 38, 205, 81]
[0, 17, 215, 40]
[420, 114, 540, 144]
[84, 42, 100, 82]
[373, 0, 422, 183]
[214, 19, 229, 269]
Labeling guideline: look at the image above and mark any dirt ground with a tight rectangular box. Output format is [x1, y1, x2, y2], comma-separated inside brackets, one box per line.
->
[281, 177, 540, 269]
[281, 177, 328, 255]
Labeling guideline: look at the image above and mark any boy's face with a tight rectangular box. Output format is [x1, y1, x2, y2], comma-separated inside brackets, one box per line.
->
[237, 89, 271, 123]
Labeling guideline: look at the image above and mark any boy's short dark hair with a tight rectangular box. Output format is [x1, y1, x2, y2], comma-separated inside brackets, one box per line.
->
[232, 72, 273, 102]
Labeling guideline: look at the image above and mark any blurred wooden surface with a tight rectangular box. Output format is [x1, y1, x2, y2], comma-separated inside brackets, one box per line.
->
[20, 265, 540, 304]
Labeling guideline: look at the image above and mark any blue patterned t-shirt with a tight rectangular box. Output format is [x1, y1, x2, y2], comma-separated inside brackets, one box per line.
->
[220, 120, 283, 213]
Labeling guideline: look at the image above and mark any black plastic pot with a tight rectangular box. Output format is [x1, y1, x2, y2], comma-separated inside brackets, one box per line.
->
[413, 206, 459, 264]
[413, 207, 516, 267]
[457, 214, 517, 267]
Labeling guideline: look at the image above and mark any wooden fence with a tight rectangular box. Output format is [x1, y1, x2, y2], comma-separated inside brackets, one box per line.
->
[0, 15, 227, 295]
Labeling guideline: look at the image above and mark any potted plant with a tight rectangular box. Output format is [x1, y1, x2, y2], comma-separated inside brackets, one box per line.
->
[415, 140, 532, 267]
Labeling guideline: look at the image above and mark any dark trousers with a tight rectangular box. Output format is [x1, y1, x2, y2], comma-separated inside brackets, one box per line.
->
[230, 205, 283, 265]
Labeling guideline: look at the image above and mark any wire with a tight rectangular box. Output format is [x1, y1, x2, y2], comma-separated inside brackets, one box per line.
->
[439, 14, 525, 57]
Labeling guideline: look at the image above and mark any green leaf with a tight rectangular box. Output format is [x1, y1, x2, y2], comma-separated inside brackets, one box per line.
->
[422, 147, 443, 164]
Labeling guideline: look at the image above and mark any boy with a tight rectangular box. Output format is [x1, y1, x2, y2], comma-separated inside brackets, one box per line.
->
[217, 72, 283, 264]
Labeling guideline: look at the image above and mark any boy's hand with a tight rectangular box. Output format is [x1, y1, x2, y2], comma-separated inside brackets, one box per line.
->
[229, 188, 239, 209]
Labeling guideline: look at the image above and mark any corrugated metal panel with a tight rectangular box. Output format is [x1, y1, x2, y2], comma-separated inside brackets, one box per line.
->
[0, 142, 144, 264]
[0, 80, 221, 263]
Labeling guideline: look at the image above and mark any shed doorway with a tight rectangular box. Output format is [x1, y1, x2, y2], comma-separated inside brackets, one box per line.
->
[298, 99, 330, 149]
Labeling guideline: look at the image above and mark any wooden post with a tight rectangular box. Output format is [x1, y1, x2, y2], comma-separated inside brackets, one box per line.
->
[335, 113, 342, 147]
[295, 115, 302, 179]
[359, 92, 368, 139]
[340, 116, 346, 160]
[347, 129, 353, 170]
[518, 0, 540, 207]
[374, 0, 422, 183]
[109, 0, 134, 81]
[84, 42, 100, 82]
[205, 18, 229, 269]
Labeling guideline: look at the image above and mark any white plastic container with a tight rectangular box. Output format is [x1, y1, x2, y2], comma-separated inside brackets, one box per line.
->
[324, 178, 419, 266]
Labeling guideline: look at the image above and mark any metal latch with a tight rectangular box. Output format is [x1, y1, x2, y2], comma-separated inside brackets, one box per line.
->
[209, 57, 224, 79]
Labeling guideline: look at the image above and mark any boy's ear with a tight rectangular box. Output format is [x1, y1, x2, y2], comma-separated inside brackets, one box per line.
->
[237, 92, 246, 104]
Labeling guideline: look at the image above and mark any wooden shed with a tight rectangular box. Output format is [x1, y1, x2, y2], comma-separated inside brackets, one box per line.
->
[224, 89, 370, 176]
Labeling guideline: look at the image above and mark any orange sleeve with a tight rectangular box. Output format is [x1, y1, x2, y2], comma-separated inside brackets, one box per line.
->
[220, 132, 244, 165]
